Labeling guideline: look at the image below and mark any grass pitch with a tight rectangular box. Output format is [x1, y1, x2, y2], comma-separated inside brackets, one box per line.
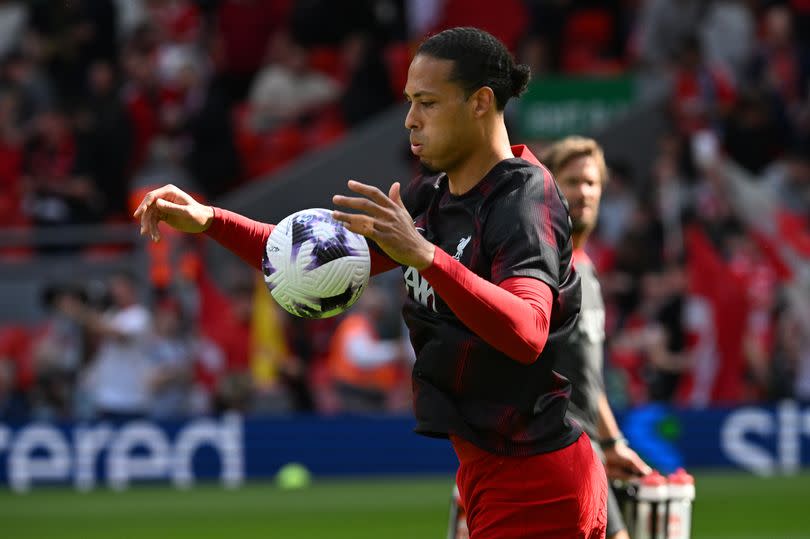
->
[0, 472, 807, 538]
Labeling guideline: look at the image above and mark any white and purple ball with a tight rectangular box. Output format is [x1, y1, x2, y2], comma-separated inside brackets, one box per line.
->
[263, 208, 370, 318]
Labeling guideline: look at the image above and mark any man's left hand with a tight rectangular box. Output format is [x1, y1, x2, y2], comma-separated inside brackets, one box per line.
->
[333, 180, 435, 269]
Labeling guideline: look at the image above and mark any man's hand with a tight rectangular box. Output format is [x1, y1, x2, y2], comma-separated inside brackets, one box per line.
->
[332, 180, 435, 269]
[132, 184, 214, 242]
[603, 441, 652, 481]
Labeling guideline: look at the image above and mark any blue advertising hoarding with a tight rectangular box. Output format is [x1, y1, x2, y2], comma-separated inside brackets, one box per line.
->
[619, 400, 810, 476]
[1, 401, 808, 491]
[0, 414, 458, 492]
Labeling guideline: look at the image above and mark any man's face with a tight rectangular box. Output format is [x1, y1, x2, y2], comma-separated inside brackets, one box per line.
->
[403, 55, 477, 173]
[557, 155, 603, 234]
[109, 276, 136, 308]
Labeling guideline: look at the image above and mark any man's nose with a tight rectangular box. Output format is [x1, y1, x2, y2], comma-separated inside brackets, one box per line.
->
[581, 183, 598, 199]
[405, 104, 419, 130]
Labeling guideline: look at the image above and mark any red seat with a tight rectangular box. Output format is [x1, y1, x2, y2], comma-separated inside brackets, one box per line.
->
[560, 9, 624, 75]
[384, 42, 412, 95]
[0, 325, 34, 390]
[306, 105, 346, 149]
[308, 46, 343, 81]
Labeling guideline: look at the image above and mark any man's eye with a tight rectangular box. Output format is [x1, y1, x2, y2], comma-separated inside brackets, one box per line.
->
[421, 102, 435, 108]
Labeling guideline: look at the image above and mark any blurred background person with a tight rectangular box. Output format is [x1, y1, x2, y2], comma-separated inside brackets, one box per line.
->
[29, 283, 87, 420]
[71, 60, 134, 222]
[246, 32, 340, 133]
[542, 136, 651, 539]
[66, 271, 154, 421]
[21, 106, 104, 235]
[326, 283, 408, 413]
[146, 295, 194, 419]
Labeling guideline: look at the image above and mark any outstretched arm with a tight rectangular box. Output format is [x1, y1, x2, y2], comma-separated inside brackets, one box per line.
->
[134, 184, 398, 274]
[206, 207, 273, 270]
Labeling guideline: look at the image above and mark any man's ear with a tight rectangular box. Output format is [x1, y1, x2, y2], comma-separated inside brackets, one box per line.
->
[470, 86, 496, 118]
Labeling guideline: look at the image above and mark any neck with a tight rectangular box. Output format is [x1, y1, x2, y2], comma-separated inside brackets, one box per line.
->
[446, 121, 513, 195]
[572, 232, 589, 250]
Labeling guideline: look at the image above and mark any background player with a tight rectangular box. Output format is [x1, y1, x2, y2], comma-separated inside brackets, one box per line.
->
[135, 27, 607, 538]
[542, 136, 652, 539]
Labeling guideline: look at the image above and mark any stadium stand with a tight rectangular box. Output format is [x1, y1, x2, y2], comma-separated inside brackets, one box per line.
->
[1, 0, 809, 422]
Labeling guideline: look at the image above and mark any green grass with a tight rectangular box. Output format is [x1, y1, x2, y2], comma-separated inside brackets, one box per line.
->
[690, 472, 810, 539]
[0, 477, 454, 539]
[0, 473, 807, 538]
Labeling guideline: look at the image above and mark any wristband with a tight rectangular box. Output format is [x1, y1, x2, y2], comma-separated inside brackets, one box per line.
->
[599, 436, 628, 450]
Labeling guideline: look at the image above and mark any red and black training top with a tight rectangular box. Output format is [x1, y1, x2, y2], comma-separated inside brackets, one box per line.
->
[205, 145, 582, 457]
[394, 146, 582, 456]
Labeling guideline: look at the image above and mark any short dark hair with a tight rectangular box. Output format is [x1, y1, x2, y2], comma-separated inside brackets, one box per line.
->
[416, 27, 530, 111]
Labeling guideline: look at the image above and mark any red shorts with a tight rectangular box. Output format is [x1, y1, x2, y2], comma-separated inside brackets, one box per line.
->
[453, 433, 607, 539]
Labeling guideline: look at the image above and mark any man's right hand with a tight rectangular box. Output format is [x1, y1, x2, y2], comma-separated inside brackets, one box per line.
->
[604, 441, 652, 481]
[133, 184, 214, 242]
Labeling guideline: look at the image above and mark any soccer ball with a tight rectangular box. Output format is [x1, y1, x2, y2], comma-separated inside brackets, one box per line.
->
[263, 208, 370, 318]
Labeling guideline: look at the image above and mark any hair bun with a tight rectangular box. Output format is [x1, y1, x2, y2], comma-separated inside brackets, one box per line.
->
[511, 64, 531, 97]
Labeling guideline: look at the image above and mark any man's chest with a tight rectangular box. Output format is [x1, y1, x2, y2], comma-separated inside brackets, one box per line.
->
[404, 199, 488, 313]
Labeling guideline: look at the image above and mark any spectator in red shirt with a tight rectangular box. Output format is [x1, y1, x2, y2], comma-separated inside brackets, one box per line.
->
[671, 35, 737, 136]
[214, 0, 289, 103]
[0, 90, 24, 228]
[747, 5, 809, 110]
[21, 108, 104, 232]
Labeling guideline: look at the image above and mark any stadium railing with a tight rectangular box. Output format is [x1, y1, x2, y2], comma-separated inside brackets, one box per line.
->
[0, 223, 149, 324]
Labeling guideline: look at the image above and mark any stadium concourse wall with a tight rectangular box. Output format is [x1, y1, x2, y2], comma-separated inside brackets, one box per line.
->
[0, 225, 150, 324]
[1, 401, 809, 492]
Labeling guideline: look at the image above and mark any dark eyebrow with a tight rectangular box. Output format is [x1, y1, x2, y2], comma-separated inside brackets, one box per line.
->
[403, 91, 437, 100]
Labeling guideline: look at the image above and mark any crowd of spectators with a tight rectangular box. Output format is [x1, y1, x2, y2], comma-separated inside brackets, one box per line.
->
[0, 0, 411, 235]
[568, 0, 810, 409]
[1, 0, 809, 422]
